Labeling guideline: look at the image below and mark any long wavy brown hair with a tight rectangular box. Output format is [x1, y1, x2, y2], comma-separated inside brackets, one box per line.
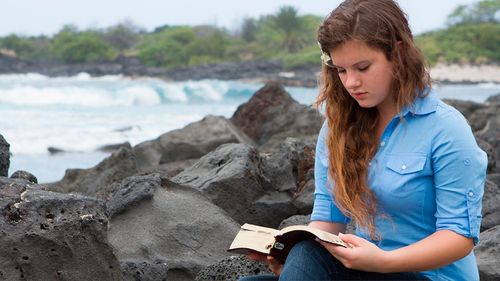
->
[316, 0, 431, 239]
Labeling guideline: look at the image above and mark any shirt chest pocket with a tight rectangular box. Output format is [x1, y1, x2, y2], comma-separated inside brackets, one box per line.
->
[382, 153, 429, 198]
[386, 154, 427, 175]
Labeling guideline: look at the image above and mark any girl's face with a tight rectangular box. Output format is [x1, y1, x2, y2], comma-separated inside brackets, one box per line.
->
[330, 40, 396, 116]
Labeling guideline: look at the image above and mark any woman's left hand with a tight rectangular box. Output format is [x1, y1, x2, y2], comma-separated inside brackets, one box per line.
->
[318, 233, 390, 273]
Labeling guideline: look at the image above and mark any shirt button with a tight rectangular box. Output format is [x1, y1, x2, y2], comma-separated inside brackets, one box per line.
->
[401, 164, 407, 170]
[468, 191, 474, 197]
[380, 141, 386, 147]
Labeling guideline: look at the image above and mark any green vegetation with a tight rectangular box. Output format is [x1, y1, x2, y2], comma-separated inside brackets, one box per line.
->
[416, 0, 500, 65]
[0, 1, 498, 68]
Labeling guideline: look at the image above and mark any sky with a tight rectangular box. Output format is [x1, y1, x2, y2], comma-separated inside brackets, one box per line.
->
[0, 0, 480, 37]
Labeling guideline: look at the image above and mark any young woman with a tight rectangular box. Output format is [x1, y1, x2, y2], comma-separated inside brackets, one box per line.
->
[240, 0, 487, 280]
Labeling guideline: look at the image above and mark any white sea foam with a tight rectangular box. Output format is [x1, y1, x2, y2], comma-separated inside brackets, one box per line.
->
[0, 75, 250, 106]
[2, 74, 497, 183]
[160, 83, 189, 102]
[0, 86, 118, 107]
[0, 73, 49, 82]
[478, 82, 500, 89]
[185, 80, 226, 101]
[121, 86, 162, 106]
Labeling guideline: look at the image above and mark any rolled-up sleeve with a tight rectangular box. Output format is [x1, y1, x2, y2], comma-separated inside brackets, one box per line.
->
[311, 121, 351, 224]
[432, 110, 487, 245]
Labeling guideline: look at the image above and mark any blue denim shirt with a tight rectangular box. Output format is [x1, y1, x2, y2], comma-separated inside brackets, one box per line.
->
[311, 91, 487, 281]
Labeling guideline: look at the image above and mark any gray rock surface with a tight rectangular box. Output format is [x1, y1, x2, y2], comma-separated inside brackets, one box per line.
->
[279, 215, 310, 228]
[10, 170, 38, 183]
[260, 138, 316, 211]
[133, 115, 255, 170]
[195, 256, 271, 281]
[0, 177, 121, 280]
[172, 143, 269, 225]
[106, 174, 161, 218]
[139, 158, 199, 178]
[230, 81, 324, 150]
[487, 173, 500, 187]
[98, 141, 132, 153]
[173, 141, 316, 228]
[108, 178, 240, 281]
[485, 93, 500, 104]
[121, 259, 169, 281]
[470, 104, 500, 133]
[442, 99, 485, 122]
[47, 146, 138, 198]
[0, 134, 9, 177]
[481, 180, 500, 231]
[476, 225, 500, 281]
[476, 115, 500, 172]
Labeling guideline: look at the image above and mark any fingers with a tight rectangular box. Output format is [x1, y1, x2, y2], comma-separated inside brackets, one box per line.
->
[246, 252, 268, 262]
[267, 256, 284, 276]
[245, 252, 283, 275]
[338, 233, 363, 247]
[318, 240, 352, 261]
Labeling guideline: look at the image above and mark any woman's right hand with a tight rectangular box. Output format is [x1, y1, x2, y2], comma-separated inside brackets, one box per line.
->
[247, 252, 284, 276]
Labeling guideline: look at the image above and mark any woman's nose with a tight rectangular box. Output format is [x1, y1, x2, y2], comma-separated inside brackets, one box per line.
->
[345, 72, 361, 89]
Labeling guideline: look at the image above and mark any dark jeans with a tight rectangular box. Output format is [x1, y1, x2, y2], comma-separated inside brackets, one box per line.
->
[239, 240, 429, 281]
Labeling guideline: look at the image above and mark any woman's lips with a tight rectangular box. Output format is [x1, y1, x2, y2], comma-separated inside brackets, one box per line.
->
[351, 92, 367, 99]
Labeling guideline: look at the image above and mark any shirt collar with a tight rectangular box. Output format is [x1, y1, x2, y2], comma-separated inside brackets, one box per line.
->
[401, 89, 438, 117]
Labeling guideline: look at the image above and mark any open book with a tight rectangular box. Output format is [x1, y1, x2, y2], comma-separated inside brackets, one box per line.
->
[228, 223, 347, 264]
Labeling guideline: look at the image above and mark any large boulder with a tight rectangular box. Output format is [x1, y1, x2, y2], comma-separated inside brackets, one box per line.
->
[469, 104, 500, 133]
[476, 114, 500, 164]
[481, 180, 500, 231]
[0, 134, 9, 177]
[106, 174, 160, 218]
[172, 143, 270, 225]
[132, 115, 255, 170]
[0, 177, 121, 280]
[476, 225, 500, 281]
[47, 146, 138, 199]
[485, 93, 500, 104]
[172, 140, 316, 228]
[10, 170, 38, 183]
[230, 81, 324, 150]
[255, 138, 316, 223]
[487, 173, 500, 188]
[442, 99, 485, 123]
[107, 176, 240, 281]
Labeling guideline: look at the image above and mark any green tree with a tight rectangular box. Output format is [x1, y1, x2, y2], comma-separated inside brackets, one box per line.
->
[51, 26, 115, 63]
[240, 18, 257, 42]
[0, 34, 34, 58]
[271, 6, 307, 52]
[186, 25, 233, 65]
[103, 20, 144, 52]
[137, 26, 196, 67]
[447, 0, 500, 25]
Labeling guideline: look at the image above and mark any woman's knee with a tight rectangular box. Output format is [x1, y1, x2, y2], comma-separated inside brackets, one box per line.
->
[287, 239, 325, 259]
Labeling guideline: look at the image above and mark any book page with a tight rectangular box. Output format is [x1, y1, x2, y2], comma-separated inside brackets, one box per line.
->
[228, 224, 279, 255]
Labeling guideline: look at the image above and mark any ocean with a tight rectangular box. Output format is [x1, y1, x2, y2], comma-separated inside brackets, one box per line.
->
[1, 73, 499, 183]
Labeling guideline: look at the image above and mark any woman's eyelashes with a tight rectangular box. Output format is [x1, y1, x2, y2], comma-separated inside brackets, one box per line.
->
[336, 65, 370, 74]
[358, 64, 370, 72]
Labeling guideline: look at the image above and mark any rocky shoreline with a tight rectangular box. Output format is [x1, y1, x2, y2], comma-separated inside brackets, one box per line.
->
[1, 53, 499, 86]
[1, 82, 500, 280]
